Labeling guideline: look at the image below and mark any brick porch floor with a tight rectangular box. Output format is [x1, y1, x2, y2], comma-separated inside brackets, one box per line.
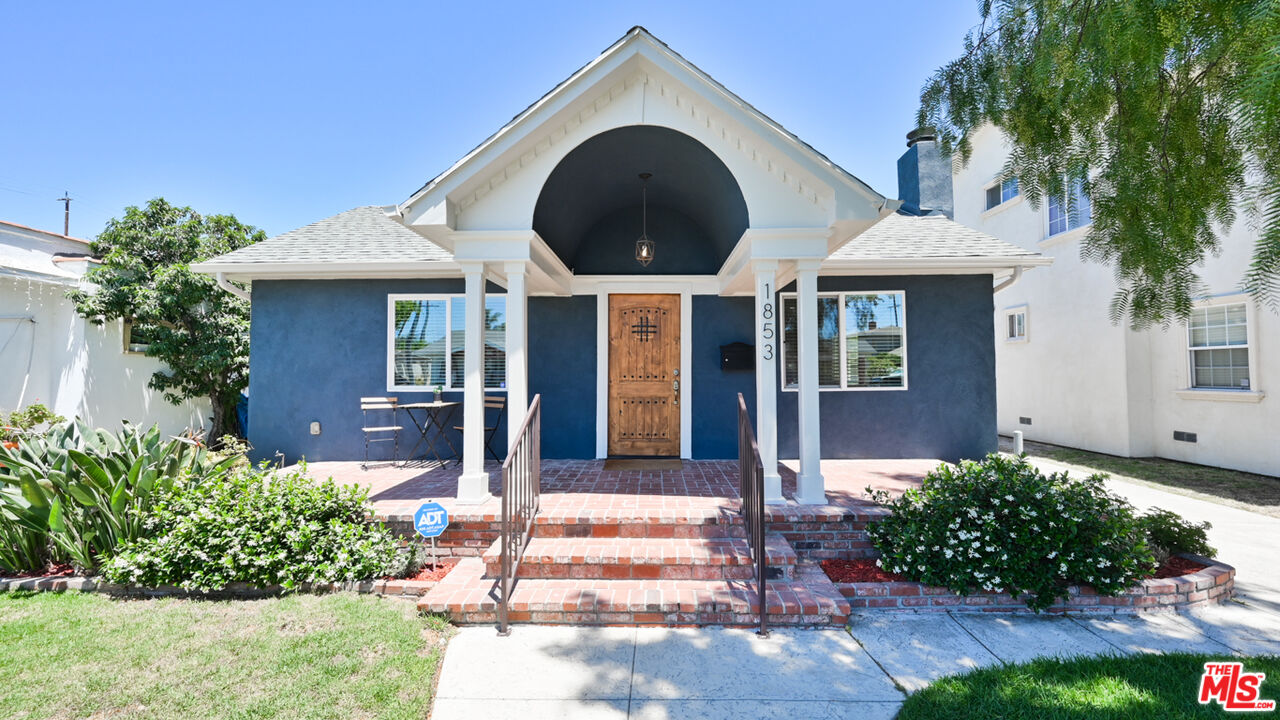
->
[304, 457, 939, 523]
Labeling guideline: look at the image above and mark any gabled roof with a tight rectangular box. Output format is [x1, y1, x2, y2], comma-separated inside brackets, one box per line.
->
[196, 206, 451, 268]
[829, 212, 1044, 262]
[400, 26, 887, 215]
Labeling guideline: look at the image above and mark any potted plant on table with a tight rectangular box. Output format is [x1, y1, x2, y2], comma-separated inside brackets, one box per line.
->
[433, 384, 443, 404]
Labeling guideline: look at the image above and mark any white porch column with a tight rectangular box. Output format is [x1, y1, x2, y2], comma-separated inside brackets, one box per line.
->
[752, 260, 784, 504]
[457, 262, 492, 504]
[504, 261, 529, 449]
[794, 259, 826, 504]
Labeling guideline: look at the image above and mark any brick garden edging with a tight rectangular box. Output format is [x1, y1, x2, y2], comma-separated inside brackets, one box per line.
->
[0, 574, 441, 601]
[835, 554, 1234, 614]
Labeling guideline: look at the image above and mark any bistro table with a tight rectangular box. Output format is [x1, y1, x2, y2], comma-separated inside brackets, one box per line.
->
[398, 401, 461, 467]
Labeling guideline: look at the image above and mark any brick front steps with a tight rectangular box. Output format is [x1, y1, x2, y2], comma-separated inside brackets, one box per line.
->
[420, 504, 848, 627]
[481, 536, 796, 580]
[834, 555, 1235, 614]
[418, 558, 848, 626]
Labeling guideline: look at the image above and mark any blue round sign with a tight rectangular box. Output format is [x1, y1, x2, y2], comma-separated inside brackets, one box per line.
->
[413, 502, 449, 539]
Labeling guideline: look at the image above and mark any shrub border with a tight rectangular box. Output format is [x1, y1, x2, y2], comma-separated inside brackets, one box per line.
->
[834, 554, 1234, 613]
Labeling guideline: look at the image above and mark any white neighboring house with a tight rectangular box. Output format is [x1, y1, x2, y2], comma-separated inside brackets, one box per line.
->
[0, 220, 208, 436]
[954, 124, 1278, 477]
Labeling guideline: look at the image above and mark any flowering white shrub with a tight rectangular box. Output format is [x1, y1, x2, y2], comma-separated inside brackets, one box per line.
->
[867, 454, 1155, 611]
[102, 464, 398, 591]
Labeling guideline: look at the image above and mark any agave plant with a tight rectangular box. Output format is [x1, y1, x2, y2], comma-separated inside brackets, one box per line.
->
[0, 420, 240, 573]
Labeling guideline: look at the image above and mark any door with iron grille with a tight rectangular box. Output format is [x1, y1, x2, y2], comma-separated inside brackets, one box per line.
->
[607, 293, 680, 456]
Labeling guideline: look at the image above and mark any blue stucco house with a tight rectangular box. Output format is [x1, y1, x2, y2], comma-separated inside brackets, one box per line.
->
[195, 28, 1048, 505]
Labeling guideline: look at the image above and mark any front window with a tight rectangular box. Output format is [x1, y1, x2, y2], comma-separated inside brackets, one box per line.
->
[782, 291, 906, 390]
[1188, 303, 1250, 390]
[986, 177, 1020, 210]
[1048, 177, 1091, 236]
[389, 295, 506, 391]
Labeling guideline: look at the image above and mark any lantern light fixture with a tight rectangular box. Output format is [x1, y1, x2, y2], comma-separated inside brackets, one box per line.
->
[635, 172, 655, 267]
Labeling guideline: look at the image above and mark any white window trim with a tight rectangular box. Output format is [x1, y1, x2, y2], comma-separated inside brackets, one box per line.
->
[1183, 294, 1258, 395]
[779, 290, 908, 393]
[1045, 175, 1092, 241]
[982, 177, 1022, 214]
[386, 293, 507, 393]
[1004, 304, 1029, 343]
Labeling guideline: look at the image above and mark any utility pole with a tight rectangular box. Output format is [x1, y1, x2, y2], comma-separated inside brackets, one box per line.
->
[56, 192, 72, 236]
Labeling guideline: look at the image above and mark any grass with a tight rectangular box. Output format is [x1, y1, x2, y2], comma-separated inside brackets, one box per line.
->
[897, 653, 1280, 720]
[0, 591, 452, 720]
[1005, 437, 1280, 517]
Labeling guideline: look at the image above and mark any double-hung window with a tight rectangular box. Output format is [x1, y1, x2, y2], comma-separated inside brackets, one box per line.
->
[985, 177, 1020, 210]
[388, 294, 507, 391]
[781, 291, 907, 390]
[1188, 303, 1250, 390]
[1048, 177, 1091, 236]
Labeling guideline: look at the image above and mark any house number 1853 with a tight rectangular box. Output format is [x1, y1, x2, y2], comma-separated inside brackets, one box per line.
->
[760, 282, 774, 360]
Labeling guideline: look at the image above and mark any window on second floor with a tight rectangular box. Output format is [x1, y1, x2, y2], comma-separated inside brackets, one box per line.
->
[1048, 178, 1092, 236]
[985, 177, 1020, 210]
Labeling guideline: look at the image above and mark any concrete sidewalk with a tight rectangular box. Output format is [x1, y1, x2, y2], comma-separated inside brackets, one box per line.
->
[430, 604, 1280, 720]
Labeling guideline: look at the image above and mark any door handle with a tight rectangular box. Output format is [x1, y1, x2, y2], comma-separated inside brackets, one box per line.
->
[672, 378, 679, 406]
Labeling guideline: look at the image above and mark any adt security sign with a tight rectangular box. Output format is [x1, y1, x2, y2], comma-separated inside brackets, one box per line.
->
[414, 502, 449, 539]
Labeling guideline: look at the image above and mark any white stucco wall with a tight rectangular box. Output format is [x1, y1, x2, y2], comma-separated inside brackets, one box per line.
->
[0, 224, 208, 437]
[954, 125, 1279, 476]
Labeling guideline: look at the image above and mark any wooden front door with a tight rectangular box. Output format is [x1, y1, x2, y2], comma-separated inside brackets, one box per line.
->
[608, 294, 681, 457]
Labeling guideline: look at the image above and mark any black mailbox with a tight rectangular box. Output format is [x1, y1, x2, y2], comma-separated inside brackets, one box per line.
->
[720, 342, 754, 371]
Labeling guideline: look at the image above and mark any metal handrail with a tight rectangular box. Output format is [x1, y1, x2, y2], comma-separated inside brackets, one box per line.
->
[498, 394, 541, 636]
[737, 393, 768, 637]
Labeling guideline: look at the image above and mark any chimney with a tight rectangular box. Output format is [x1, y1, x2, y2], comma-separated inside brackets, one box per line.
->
[897, 127, 953, 218]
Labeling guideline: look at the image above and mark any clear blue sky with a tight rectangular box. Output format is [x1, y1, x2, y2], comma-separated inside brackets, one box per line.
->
[1, 1, 982, 240]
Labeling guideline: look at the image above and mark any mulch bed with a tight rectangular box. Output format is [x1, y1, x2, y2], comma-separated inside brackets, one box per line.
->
[391, 559, 459, 583]
[821, 558, 907, 583]
[1152, 555, 1209, 579]
[822, 555, 1211, 584]
[3, 563, 76, 580]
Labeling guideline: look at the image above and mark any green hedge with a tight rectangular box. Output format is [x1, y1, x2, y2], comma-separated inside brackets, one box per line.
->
[103, 465, 398, 590]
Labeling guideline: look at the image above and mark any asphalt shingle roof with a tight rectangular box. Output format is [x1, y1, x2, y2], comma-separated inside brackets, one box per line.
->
[831, 212, 1040, 261]
[206, 206, 451, 265]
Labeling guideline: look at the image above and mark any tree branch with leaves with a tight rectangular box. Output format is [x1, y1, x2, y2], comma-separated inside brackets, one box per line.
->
[920, 0, 1280, 327]
[68, 198, 264, 441]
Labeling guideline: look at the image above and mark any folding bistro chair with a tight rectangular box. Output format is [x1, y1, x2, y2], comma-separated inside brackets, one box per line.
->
[453, 395, 507, 462]
[360, 396, 402, 469]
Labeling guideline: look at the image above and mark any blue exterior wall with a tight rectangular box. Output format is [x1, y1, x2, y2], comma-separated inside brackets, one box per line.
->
[528, 296, 596, 458]
[248, 279, 495, 464]
[691, 295, 756, 458]
[246, 274, 994, 463]
[776, 275, 996, 463]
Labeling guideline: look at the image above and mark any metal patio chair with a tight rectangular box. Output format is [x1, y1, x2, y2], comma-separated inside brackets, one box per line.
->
[360, 396, 402, 469]
[453, 395, 507, 462]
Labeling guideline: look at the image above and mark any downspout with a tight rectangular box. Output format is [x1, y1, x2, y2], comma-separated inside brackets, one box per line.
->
[992, 266, 1023, 294]
[216, 272, 251, 301]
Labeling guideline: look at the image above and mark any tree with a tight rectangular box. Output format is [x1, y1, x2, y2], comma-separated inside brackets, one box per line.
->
[919, 0, 1280, 327]
[69, 198, 265, 441]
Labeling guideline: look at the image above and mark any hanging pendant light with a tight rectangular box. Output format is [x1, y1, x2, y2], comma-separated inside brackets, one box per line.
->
[635, 172, 655, 267]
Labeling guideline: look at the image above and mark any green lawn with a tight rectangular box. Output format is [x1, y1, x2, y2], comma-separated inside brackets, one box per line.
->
[0, 591, 451, 720]
[1005, 437, 1280, 517]
[897, 653, 1280, 720]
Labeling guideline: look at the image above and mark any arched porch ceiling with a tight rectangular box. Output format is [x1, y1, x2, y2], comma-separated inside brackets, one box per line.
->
[532, 126, 748, 273]
[398, 28, 896, 256]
